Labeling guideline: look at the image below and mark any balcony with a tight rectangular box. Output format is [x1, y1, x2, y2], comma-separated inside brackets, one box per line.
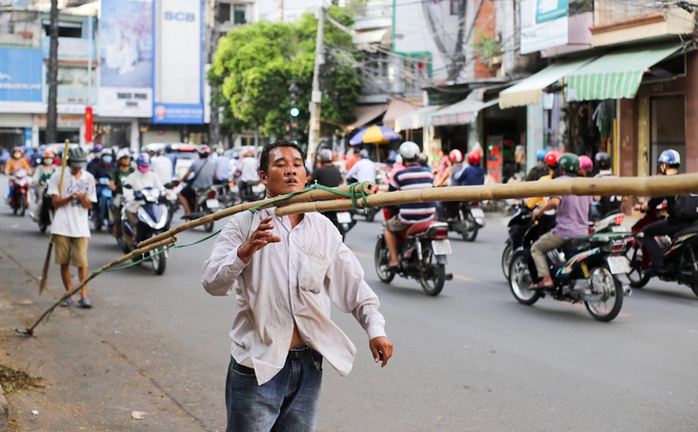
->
[592, 0, 695, 47]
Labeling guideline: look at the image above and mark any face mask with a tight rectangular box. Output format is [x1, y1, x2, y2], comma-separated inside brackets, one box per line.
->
[43, 158, 53, 165]
[138, 165, 149, 173]
[103, 156, 113, 164]
[13, 152, 21, 159]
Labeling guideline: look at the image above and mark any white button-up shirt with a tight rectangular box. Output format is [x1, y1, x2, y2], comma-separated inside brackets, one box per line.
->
[201, 208, 387, 385]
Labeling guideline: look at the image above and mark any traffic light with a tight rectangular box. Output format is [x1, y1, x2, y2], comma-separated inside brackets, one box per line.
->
[288, 80, 300, 140]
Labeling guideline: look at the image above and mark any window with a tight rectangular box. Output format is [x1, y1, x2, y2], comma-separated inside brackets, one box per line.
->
[41, 20, 83, 38]
[218, 2, 247, 25]
[450, 0, 461, 16]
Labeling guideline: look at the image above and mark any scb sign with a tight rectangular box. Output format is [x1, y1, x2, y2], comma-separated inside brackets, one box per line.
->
[164, 11, 196, 22]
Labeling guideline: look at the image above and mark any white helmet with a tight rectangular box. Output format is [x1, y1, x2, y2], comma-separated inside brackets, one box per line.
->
[399, 141, 420, 160]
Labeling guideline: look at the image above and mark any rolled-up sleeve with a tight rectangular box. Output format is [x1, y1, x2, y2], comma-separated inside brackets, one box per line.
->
[201, 217, 250, 296]
[326, 244, 386, 340]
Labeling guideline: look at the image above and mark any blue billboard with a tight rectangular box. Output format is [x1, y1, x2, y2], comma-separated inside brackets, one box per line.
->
[0, 48, 43, 103]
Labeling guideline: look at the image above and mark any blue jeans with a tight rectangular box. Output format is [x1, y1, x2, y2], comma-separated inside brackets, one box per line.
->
[226, 351, 323, 432]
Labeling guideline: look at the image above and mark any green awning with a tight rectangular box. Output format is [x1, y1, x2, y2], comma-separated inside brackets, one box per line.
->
[567, 43, 684, 101]
[499, 57, 594, 109]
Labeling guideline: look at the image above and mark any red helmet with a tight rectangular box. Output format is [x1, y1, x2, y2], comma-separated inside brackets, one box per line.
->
[449, 149, 463, 163]
[544, 150, 562, 168]
[467, 151, 481, 165]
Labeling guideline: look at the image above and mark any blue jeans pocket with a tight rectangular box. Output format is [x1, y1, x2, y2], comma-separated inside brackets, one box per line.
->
[231, 358, 256, 377]
[311, 351, 323, 373]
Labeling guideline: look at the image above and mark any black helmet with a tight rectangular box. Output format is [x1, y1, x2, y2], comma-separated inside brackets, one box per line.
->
[68, 147, 88, 168]
[558, 153, 580, 173]
[594, 152, 611, 170]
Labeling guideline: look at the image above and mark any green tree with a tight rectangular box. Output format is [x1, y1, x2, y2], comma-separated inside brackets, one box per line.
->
[208, 6, 361, 137]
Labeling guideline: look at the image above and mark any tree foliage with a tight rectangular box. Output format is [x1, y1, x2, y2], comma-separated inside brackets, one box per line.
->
[209, 6, 361, 137]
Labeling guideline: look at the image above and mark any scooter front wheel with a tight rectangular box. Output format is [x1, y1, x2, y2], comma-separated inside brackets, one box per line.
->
[508, 250, 541, 305]
[374, 237, 395, 283]
[585, 265, 623, 322]
[151, 247, 167, 275]
[625, 246, 649, 288]
[501, 243, 513, 279]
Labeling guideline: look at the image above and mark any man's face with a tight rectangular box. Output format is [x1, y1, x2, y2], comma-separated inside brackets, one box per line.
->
[260, 146, 306, 197]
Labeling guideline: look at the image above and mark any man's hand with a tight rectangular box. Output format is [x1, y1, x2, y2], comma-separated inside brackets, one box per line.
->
[369, 336, 393, 367]
[237, 216, 281, 263]
[532, 208, 541, 221]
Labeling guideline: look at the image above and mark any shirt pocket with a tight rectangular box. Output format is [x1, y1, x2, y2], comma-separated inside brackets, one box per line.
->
[298, 252, 329, 294]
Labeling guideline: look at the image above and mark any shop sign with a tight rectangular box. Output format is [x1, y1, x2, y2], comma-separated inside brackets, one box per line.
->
[520, 0, 569, 55]
[431, 112, 473, 126]
[34, 114, 84, 129]
[0, 48, 43, 104]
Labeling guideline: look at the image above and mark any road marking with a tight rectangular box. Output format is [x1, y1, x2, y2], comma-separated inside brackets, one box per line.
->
[353, 251, 372, 259]
[453, 274, 476, 282]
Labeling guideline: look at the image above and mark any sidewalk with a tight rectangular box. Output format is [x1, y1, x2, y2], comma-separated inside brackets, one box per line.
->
[0, 244, 208, 431]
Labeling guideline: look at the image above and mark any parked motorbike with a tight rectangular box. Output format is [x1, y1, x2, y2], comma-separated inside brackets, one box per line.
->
[374, 209, 454, 296]
[8, 169, 30, 216]
[508, 221, 632, 322]
[93, 177, 113, 231]
[117, 186, 169, 275]
[625, 205, 698, 297]
[443, 201, 485, 242]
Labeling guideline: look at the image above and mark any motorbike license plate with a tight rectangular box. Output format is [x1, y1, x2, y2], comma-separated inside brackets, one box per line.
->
[607, 256, 631, 274]
[337, 211, 352, 223]
[611, 226, 630, 233]
[431, 239, 452, 255]
[206, 198, 221, 209]
[471, 208, 485, 219]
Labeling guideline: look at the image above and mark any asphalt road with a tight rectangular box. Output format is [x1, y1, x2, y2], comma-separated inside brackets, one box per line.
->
[1, 181, 697, 431]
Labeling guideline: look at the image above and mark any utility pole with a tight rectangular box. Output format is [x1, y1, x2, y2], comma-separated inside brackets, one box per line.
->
[209, 0, 221, 147]
[307, 2, 325, 161]
[46, 0, 59, 144]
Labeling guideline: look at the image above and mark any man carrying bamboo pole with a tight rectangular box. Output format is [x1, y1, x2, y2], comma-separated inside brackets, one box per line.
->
[201, 140, 393, 432]
[48, 147, 97, 308]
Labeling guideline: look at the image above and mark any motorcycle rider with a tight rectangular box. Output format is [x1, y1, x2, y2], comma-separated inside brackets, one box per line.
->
[5, 147, 32, 199]
[87, 149, 114, 225]
[591, 152, 623, 220]
[345, 149, 376, 184]
[526, 149, 549, 182]
[309, 149, 341, 187]
[384, 141, 436, 268]
[638, 150, 693, 277]
[109, 149, 134, 236]
[179, 145, 214, 218]
[434, 149, 465, 221]
[236, 148, 260, 203]
[530, 153, 593, 289]
[455, 151, 485, 187]
[526, 150, 561, 210]
[578, 155, 593, 177]
[31, 151, 57, 222]
[123, 154, 165, 236]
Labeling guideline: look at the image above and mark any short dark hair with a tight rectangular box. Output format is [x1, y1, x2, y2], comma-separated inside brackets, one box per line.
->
[259, 140, 306, 173]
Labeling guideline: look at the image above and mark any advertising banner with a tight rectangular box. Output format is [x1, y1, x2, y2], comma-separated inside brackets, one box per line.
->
[98, 0, 154, 117]
[0, 48, 43, 110]
[152, 0, 203, 124]
[520, 0, 569, 55]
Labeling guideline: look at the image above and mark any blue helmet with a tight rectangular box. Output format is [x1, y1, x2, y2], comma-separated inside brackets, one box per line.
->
[536, 149, 547, 161]
[657, 149, 680, 167]
[136, 153, 152, 167]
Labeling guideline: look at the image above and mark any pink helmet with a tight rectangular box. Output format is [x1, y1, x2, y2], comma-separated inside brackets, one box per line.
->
[579, 155, 593, 173]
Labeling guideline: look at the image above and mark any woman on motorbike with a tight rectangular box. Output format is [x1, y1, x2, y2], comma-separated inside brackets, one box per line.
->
[5, 147, 32, 199]
[638, 150, 693, 277]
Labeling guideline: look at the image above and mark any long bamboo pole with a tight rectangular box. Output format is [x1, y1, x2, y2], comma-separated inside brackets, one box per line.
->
[137, 182, 376, 248]
[26, 236, 177, 335]
[276, 173, 698, 216]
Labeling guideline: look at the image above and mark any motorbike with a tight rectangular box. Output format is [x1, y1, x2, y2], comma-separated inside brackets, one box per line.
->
[323, 209, 357, 241]
[8, 169, 30, 216]
[444, 201, 485, 242]
[34, 182, 54, 232]
[374, 209, 454, 296]
[508, 221, 632, 322]
[93, 177, 113, 231]
[501, 205, 625, 280]
[625, 205, 698, 297]
[117, 186, 169, 275]
[189, 184, 222, 232]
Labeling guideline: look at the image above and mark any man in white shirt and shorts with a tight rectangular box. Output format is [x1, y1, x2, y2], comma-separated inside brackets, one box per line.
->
[48, 147, 97, 308]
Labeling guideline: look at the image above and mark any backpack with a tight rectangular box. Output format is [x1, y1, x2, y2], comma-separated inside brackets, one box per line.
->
[673, 194, 698, 221]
